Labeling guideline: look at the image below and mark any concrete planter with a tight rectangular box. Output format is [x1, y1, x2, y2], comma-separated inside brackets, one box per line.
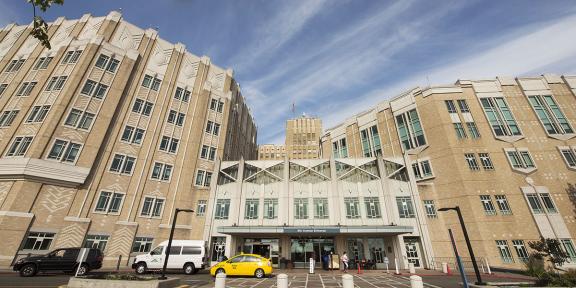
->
[67, 277, 180, 288]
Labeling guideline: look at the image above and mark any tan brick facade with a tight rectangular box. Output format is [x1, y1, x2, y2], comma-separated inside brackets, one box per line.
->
[0, 12, 256, 267]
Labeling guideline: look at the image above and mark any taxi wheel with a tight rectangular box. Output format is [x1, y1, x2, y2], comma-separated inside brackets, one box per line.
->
[216, 268, 225, 275]
[254, 268, 265, 279]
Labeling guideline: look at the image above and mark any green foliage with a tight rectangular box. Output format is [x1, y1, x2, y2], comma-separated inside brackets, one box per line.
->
[27, 0, 65, 49]
[528, 236, 569, 267]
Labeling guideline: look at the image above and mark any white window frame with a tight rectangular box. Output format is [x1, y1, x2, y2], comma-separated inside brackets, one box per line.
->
[210, 98, 224, 113]
[245, 198, 259, 220]
[132, 237, 154, 253]
[196, 200, 207, 216]
[46, 138, 83, 164]
[214, 199, 231, 220]
[364, 197, 381, 219]
[396, 196, 415, 218]
[263, 198, 278, 219]
[478, 153, 494, 170]
[200, 145, 217, 161]
[495, 195, 512, 215]
[294, 198, 309, 219]
[150, 161, 173, 182]
[93, 190, 125, 215]
[109, 153, 136, 175]
[33, 56, 53, 70]
[205, 120, 221, 136]
[412, 159, 434, 180]
[5, 58, 26, 73]
[313, 198, 329, 219]
[332, 137, 348, 158]
[344, 197, 361, 219]
[504, 148, 536, 172]
[0, 109, 20, 127]
[25, 105, 51, 123]
[558, 146, 576, 170]
[480, 195, 497, 216]
[395, 108, 427, 151]
[139, 196, 166, 218]
[527, 94, 574, 136]
[174, 87, 191, 102]
[465, 153, 480, 171]
[195, 169, 212, 187]
[5, 136, 33, 157]
[496, 240, 514, 263]
[512, 240, 529, 263]
[16, 81, 37, 96]
[132, 98, 154, 116]
[61, 49, 82, 65]
[360, 125, 382, 157]
[423, 200, 437, 218]
[21, 232, 55, 251]
[64, 108, 96, 131]
[84, 234, 109, 252]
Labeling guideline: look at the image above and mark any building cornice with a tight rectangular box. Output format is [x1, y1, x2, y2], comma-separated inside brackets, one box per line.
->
[0, 158, 90, 187]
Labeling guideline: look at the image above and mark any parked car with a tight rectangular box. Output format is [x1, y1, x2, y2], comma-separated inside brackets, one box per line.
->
[13, 248, 103, 277]
[210, 254, 272, 278]
[132, 240, 207, 275]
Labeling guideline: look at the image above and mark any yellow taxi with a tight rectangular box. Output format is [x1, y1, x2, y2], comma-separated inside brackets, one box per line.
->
[210, 254, 272, 278]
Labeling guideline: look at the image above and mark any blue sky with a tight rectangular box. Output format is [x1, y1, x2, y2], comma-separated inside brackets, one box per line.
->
[2, 0, 576, 144]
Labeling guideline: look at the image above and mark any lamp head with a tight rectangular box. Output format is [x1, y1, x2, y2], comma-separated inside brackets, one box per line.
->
[438, 207, 456, 212]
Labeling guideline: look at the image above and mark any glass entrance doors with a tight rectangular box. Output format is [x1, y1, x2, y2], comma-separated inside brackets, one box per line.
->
[242, 238, 279, 267]
[290, 238, 334, 268]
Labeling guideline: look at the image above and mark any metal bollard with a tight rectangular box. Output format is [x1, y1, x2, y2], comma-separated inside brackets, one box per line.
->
[116, 255, 122, 272]
[215, 272, 226, 288]
[441, 262, 448, 274]
[410, 275, 423, 288]
[342, 274, 354, 288]
[394, 258, 400, 275]
[408, 262, 415, 274]
[277, 273, 288, 288]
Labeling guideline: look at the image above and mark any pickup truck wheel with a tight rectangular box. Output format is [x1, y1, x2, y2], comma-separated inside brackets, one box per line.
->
[19, 264, 37, 277]
[183, 263, 196, 275]
[135, 262, 147, 274]
[76, 264, 89, 276]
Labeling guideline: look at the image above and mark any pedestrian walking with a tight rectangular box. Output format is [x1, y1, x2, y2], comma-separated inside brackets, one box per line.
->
[342, 252, 349, 273]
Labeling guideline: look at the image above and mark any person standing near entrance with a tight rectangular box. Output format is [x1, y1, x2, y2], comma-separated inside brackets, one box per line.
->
[341, 252, 349, 272]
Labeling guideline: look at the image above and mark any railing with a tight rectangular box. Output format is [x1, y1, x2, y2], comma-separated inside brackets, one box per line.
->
[431, 256, 491, 273]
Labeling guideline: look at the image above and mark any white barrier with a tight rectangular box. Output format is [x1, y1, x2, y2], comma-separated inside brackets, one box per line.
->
[215, 272, 226, 288]
[410, 275, 423, 288]
[394, 258, 400, 274]
[484, 258, 492, 274]
[408, 262, 415, 274]
[277, 273, 288, 288]
[342, 274, 354, 288]
[442, 262, 448, 274]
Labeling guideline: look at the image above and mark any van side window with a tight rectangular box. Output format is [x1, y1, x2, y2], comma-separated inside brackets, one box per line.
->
[150, 246, 163, 255]
[182, 246, 201, 255]
[169, 246, 182, 255]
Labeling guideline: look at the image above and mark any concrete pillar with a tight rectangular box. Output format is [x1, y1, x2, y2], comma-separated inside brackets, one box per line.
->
[410, 275, 423, 288]
[215, 272, 226, 288]
[277, 273, 288, 288]
[408, 262, 416, 274]
[342, 274, 354, 288]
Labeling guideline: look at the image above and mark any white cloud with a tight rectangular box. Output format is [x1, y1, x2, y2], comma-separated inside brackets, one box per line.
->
[320, 14, 576, 129]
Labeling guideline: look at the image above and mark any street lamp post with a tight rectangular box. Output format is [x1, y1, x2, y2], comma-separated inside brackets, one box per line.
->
[438, 206, 485, 285]
[159, 208, 195, 280]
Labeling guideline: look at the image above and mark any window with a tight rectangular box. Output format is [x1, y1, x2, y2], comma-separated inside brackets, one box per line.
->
[200, 145, 217, 161]
[167, 110, 185, 126]
[412, 160, 433, 180]
[140, 196, 165, 218]
[396, 197, 415, 218]
[109, 154, 136, 175]
[26, 105, 50, 123]
[245, 199, 259, 219]
[526, 194, 545, 214]
[45, 76, 67, 91]
[182, 246, 202, 255]
[506, 149, 535, 169]
[33, 57, 53, 70]
[480, 97, 521, 137]
[210, 99, 224, 113]
[22, 232, 55, 250]
[540, 193, 557, 213]
[344, 197, 360, 219]
[195, 170, 212, 187]
[94, 54, 119, 73]
[159, 136, 179, 153]
[560, 147, 576, 168]
[465, 153, 480, 171]
[121, 126, 145, 144]
[480, 195, 497, 215]
[360, 125, 382, 157]
[0, 110, 19, 127]
[151, 162, 173, 181]
[174, 87, 191, 102]
[94, 191, 124, 214]
[64, 109, 95, 130]
[142, 74, 161, 91]
[5, 59, 26, 72]
[6, 136, 33, 156]
[332, 138, 348, 158]
[561, 239, 576, 262]
[453, 123, 467, 139]
[80, 79, 108, 99]
[132, 99, 154, 116]
[84, 235, 109, 252]
[205, 121, 220, 136]
[132, 237, 154, 253]
[294, 198, 309, 219]
[314, 198, 329, 219]
[528, 95, 573, 135]
[496, 240, 513, 263]
[364, 197, 381, 218]
[423, 200, 437, 218]
[457, 99, 470, 113]
[215, 199, 230, 219]
[445, 100, 457, 114]
[196, 200, 207, 216]
[478, 153, 494, 170]
[16, 81, 37, 96]
[396, 108, 426, 150]
[61, 50, 82, 64]
[466, 122, 481, 138]
[0, 83, 7, 96]
[47, 139, 81, 163]
[264, 199, 278, 219]
[495, 195, 512, 215]
[512, 240, 529, 263]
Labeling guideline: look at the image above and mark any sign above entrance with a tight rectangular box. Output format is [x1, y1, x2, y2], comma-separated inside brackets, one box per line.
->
[283, 228, 340, 234]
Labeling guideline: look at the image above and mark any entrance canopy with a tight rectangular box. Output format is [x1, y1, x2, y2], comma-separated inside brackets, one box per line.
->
[217, 225, 413, 236]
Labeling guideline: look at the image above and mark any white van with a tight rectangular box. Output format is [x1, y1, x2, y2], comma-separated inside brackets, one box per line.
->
[132, 240, 207, 275]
